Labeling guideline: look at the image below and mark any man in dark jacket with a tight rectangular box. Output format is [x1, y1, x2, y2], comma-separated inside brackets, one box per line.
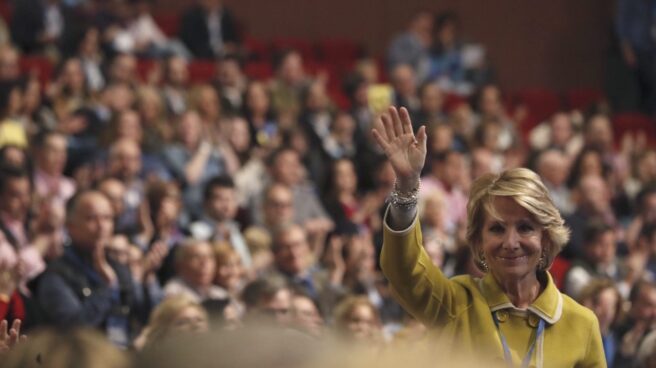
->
[36, 190, 145, 347]
[179, 0, 240, 59]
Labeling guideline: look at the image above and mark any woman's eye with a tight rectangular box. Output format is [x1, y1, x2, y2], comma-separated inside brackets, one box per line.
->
[489, 224, 504, 233]
[518, 223, 535, 233]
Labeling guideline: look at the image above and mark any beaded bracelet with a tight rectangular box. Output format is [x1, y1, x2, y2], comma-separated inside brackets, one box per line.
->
[390, 179, 420, 210]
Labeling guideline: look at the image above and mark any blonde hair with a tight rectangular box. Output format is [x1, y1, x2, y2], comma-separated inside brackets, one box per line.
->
[333, 296, 382, 340]
[466, 168, 570, 272]
[140, 295, 208, 349]
[213, 241, 241, 265]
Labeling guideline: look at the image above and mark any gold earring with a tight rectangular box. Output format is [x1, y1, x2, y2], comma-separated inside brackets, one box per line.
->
[479, 253, 489, 273]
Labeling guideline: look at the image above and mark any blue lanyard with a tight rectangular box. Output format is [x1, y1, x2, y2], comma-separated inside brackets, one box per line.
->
[492, 311, 545, 368]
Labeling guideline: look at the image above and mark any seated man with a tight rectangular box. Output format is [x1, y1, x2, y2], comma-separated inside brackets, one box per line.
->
[189, 175, 252, 268]
[241, 274, 293, 327]
[271, 224, 345, 317]
[163, 240, 228, 303]
[36, 191, 146, 347]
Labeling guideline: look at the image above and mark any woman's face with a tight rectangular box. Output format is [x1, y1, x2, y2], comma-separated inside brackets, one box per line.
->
[215, 253, 243, 291]
[580, 151, 603, 177]
[480, 197, 543, 282]
[197, 86, 220, 119]
[334, 160, 357, 194]
[171, 306, 209, 334]
[246, 83, 269, 114]
[228, 118, 251, 153]
[346, 304, 379, 341]
[117, 111, 143, 142]
[592, 288, 618, 334]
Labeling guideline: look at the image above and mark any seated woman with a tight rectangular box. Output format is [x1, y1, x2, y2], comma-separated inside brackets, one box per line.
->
[372, 106, 605, 367]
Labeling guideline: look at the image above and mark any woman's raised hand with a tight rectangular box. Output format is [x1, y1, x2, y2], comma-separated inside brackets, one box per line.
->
[372, 107, 427, 191]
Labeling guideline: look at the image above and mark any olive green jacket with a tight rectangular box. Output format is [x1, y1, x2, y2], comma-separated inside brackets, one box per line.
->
[380, 213, 606, 368]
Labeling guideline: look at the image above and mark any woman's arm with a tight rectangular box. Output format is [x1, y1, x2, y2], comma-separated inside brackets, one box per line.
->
[372, 107, 463, 326]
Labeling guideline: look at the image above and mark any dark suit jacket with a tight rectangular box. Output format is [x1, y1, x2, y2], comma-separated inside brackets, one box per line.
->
[179, 5, 240, 59]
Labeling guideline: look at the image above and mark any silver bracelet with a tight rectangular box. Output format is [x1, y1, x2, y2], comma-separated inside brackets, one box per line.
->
[390, 179, 420, 210]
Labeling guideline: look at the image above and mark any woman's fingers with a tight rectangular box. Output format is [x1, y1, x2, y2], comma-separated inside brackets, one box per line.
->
[390, 107, 403, 137]
[371, 128, 391, 154]
[416, 125, 427, 147]
[381, 113, 396, 141]
[0, 320, 7, 341]
[399, 107, 414, 136]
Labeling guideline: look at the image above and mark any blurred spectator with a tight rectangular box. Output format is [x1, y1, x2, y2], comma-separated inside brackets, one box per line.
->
[472, 85, 517, 151]
[420, 150, 467, 236]
[106, 53, 138, 86]
[10, 0, 68, 55]
[189, 175, 252, 267]
[161, 55, 190, 116]
[616, 0, 656, 113]
[35, 191, 146, 347]
[564, 220, 628, 299]
[271, 224, 345, 316]
[428, 11, 489, 95]
[136, 86, 174, 154]
[161, 110, 228, 220]
[323, 158, 383, 235]
[566, 147, 610, 190]
[414, 82, 446, 129]
[163, 239, 228, 303]
[614, 280, 656, 367]
[579, 279, 623, 365]
[143, 180, 184, 283]
[179, 0, 240, 59]
[0, 166, 46, 285]
[134, 295, 209, 351]
[106, 138, 146, 237]
[290, 290, 324, 338]
[243, 81, 279, 151]
[0, 81, 28, 149]
[390, 64, 420, 117]
[0, 46, 20, 83]
[529, 112, 584, 158]
[626, 149, 656, 201]
[535, 149, 574, 216]
[387, 11, 433, 83]
[32, 130, 76, 203]
[269, 50, 310, 122]
[214, 54, 248, 115]
[332, 296, 384, 347]
[241, 274, 292, 326]
[565, 175, 619, 259]
[627, 185, 656, 250]
[213, 242, 247, 296]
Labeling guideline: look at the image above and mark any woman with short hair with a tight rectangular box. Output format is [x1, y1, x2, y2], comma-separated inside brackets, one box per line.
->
[372, 106, 606, 367]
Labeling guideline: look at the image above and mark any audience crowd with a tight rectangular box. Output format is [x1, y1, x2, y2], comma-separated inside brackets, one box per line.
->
[0, 1, 654, 367]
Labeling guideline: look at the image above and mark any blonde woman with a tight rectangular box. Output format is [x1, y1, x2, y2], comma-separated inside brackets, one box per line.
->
[134, 295, 209, 350]
[372, 106, 605, 367]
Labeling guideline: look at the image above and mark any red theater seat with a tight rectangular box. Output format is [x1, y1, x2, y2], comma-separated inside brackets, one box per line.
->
[565, 88, 605, 111]
[270, 37, 315, 61]
[316, 38, 361, 66]
[188, 60, 216, 84]
[514, 88, 562, 125]
[153, 13, 180, 38]
[243, 36, 269, 61]
[20, 56, 53, 87]
[244, 61, 273, 81]
[612, 112, 656, 147]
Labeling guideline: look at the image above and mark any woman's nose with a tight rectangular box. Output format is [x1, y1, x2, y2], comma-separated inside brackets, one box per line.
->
[502, 228, 520, 248]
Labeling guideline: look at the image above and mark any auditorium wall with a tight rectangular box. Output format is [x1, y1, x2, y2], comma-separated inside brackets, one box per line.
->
[160, 0, 616, 91]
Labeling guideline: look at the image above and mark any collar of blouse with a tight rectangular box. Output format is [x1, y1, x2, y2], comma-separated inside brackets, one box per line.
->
[476, 271, 563, 325]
